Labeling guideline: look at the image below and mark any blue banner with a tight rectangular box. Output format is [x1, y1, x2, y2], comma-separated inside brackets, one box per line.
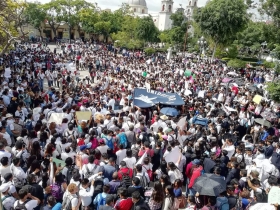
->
[133, 88, 185, 108]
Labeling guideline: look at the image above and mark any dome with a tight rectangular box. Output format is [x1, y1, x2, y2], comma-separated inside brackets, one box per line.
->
[129, 0, 147, 7]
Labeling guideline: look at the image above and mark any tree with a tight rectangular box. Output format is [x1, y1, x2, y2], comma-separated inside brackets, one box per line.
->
[78, 8, 99, 34]
[260, 0, 280, 27]
[170, 11, 185, 27]
[94, 21, 111, 42]
[0, 0, 27, 55]
[136, 16, 159, 43]
[194, 0, 249, 58]
[41, 0, 65, 38]
[266, 82, 280, 103]
[25, 3, 47, 36]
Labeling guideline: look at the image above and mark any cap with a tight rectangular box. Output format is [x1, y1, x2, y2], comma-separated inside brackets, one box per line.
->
[80, 145, 87, 151]
[192, 159, 200, 165]
[5, 113, 13, 118]
[0, 183, 10, 193]
[105, 111, 111, 115]
[99, 139, 105, 144]
[160, 115, 168, 121]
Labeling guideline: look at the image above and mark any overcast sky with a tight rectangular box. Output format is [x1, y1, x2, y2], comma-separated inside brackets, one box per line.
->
[38, 0, 209, 13]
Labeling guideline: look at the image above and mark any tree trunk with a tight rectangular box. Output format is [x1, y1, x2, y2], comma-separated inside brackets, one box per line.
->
[38, 28, 42, 37]
[211, 42, 218, 62]
[77, 25, 81, 38]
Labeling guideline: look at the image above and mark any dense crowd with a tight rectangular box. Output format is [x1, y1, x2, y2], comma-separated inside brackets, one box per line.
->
[0, 40, 279, 210]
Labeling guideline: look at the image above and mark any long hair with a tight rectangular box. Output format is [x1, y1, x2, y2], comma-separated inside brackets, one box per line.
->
[151, 181, 165, 203]
[165, 185, 175, 204]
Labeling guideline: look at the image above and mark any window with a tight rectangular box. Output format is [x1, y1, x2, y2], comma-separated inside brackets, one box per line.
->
[194, 1, 197, 6]
[134, 8, 136, 12]
[142, 9, 144, 13]
[168, 5, 171, 12]
[162, 5, 165, 11]
[189, 1, 191, 6]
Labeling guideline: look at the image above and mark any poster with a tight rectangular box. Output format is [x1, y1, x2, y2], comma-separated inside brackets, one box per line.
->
[53, 158, 65, 167]
[76, 111, 91, 121]
[253, 95, 263, 104]
[165, 147, 181, 164]
[268, 186, 280, 204]
[4, 67, 11, 78]
[48, 113, 68, 125]
[136, 152, 147, 165]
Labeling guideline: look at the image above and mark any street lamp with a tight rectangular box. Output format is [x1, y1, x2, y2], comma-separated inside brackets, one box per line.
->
[197, 36, 207, 55]
[259, 41, 267, 60]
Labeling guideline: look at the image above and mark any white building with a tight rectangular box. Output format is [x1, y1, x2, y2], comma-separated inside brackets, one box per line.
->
[127, 0, 198, 33]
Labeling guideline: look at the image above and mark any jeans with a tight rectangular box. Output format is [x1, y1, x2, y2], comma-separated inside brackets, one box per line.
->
[189, 188, 196, 196]
[48, 80, 53, 87]
[38, 79, 44, 90]
[185, 178, 189, 195]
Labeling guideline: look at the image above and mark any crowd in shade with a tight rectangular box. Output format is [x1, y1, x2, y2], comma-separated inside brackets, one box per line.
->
[0, 40, 279, 210]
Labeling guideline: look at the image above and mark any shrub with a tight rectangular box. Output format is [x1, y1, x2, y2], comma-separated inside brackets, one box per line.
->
[263, 61, 275, 69]
[144, 47, 156, 56]
[227, 59, 247, 68]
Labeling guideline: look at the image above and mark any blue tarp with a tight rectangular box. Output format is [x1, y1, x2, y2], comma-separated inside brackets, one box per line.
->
[133, 88, 185, 108]
[192, 116, 208, 126]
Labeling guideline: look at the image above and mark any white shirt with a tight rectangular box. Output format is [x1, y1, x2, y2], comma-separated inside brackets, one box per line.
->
[12, 165, 27, 180]
[0, 150, 11, 161]
[123, 157, 136, 169]
[79, 185, 94, 207]
[1, 132, 12, 146]
[14, 199, 38, 210]
[2, 194, 16, 210]
[223, 144, 235, 159]
[96, 145, 109, 154]
[116, 149, 127, 165]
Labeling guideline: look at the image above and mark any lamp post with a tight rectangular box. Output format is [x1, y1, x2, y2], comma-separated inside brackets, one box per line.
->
[259, 41, 267, 60]
[197, 36, 207, 56]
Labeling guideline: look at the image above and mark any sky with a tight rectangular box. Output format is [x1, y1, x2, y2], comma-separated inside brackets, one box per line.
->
[38, 0, 209, 13]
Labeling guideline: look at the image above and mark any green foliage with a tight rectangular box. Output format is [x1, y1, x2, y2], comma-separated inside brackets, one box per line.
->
[170, 11, 185, 27]
[136, 16, 159, 42]
[266, 82, 280, 103]
[226, 45, 239, 59]
[263, 61, 275, 68]
[25, 3, 46, 34]
[194, 0, 249, 46]
[260, 0, 280, 27]
[221, 57, 231, 61]
[227, 59, 247, 68]
[144, 47, 156, 55]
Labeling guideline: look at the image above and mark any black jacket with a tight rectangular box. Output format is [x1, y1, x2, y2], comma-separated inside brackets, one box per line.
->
[130, 198, 150, 210]
[127, 186, 145, 198]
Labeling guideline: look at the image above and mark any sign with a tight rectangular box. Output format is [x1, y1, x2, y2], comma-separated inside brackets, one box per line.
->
[53, 158, 65, 167]
[133, 88, 185, 108]
[136, 152, 147, 165]
[253, 94, 263, 104]
[48, 113, 68, 125]
[268, 186, 280, 204]
[76, 111, 91, 121]
[165, 147, 181, 164]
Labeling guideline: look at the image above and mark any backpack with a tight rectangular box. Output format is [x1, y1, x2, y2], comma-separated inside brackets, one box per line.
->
[120, 169, 132, 188]
[13, 200, 29, 210]
[97, 193, 107, 210]
[51, 182, 64, 200]
[255, 189, 268, 203]
[66, 166, 75, 184]
[24, 120, 33, 131]
[84, 164, 98, 179]
[118, 133, 127, 148]
[20, 151, 28, 172]
[105, 137, 114, 150]
[217, 197, 229, 210]
[2, 195, 11, 210]
[77, 138, 85, 146]
[142, 132, 149, 142]
[62, 195, 74, 210]
[142, 165, 153, 181]
[138, 172, 148, 189]
[91, 137, 99, 150]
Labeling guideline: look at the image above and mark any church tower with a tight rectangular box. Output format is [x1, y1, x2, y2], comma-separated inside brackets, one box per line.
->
[185, 0, 198, 35]
[158, 0, 174, 31]
[185, 0, 198, 20]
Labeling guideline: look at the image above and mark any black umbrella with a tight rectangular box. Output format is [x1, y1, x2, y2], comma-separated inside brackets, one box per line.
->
[193, 173, 226, 196]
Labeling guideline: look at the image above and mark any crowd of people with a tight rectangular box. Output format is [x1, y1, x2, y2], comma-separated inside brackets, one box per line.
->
[0, 40, 279, 210]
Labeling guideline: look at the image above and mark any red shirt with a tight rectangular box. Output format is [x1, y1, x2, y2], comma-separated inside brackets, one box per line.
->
[118, 167, 133, 180]
[114, 198, 133, 210]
